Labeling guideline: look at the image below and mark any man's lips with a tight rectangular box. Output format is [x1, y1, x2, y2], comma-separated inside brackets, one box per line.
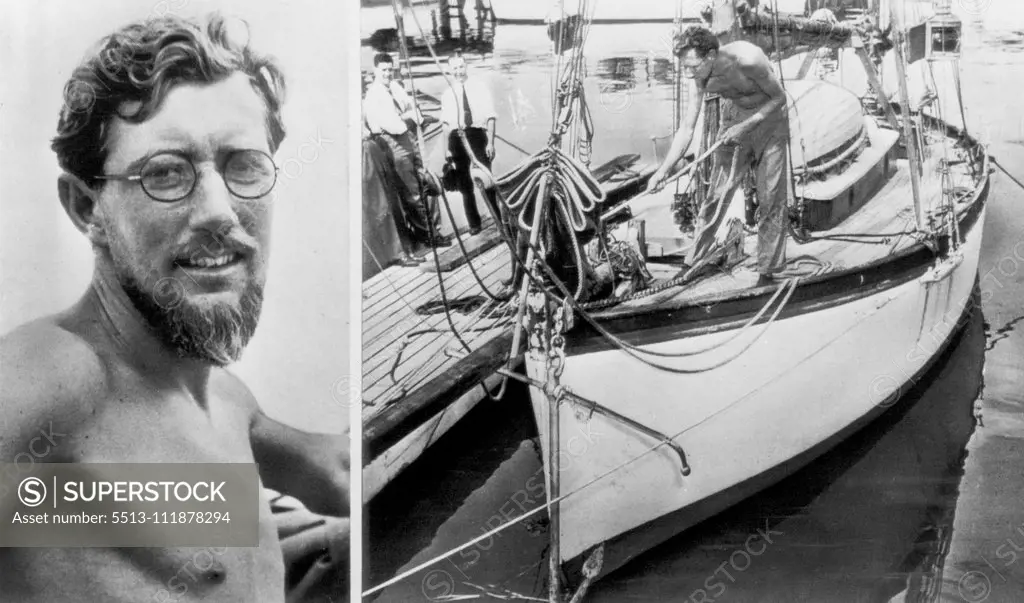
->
[170, 230, 259, 280]
[171, 253, 248, 289]
[174, 253, 244, 270]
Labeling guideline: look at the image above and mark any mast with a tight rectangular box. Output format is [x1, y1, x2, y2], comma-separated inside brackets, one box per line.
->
[389, 0, 427, 161]
[890, 0, 925, 229]
[672, 0, 684, 133]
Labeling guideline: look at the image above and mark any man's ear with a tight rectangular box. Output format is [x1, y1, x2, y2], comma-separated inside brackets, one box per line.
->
[58, 173, 108, 248]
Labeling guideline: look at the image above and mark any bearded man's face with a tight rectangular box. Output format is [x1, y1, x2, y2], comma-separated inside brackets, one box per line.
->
[95, 73, 276, 365]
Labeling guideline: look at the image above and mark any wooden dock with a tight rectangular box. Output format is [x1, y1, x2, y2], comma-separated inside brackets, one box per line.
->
[361, 220, 518, 498]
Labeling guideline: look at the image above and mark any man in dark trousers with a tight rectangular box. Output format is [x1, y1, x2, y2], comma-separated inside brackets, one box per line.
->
[364, 52, 446, 250]
[440, 52, 498, 236]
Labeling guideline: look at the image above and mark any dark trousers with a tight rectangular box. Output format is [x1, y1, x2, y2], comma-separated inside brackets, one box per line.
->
[378, 132, 440, 245]
[448, 128, 498, 232]
[688, 103, 790, 276]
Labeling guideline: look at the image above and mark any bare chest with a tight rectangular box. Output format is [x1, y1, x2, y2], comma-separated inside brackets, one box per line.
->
[9, 370, 288, 601]
[62, 370, 252, 464]
[705, 72, 769, 109]
[4, 536, 285, 602]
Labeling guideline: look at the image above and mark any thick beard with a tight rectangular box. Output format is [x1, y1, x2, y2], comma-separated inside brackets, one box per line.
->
[101, 218, 264, 366]
[121, 273, 264, 367]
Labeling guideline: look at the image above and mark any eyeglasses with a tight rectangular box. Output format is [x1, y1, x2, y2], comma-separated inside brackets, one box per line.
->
[680, 56, 709, 76]
[95, 149, 279, 203]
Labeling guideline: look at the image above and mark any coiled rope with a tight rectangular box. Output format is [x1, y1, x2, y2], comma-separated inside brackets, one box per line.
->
[483, 190, 804, 367]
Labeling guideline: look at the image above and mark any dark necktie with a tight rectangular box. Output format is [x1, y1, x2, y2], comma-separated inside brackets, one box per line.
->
[462, 85, 473, 128]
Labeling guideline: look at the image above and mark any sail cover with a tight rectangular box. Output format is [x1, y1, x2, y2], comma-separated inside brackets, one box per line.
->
[782, 79, 866, 173]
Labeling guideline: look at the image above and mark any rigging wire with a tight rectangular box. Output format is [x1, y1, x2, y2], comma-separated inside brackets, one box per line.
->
[926, 59, 961, 249]
[952, 59, 970, 140]
[992, 156, 1024, 192]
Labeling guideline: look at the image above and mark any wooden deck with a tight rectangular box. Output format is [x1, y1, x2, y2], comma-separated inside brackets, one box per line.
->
[362, 234, 514, 411]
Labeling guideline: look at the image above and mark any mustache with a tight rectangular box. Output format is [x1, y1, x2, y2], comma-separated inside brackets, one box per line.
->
[174, 229, 259, 261]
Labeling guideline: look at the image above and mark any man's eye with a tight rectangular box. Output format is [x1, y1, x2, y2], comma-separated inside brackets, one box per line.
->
[225, 152, 274, 185]
[142, 161, 190, 189]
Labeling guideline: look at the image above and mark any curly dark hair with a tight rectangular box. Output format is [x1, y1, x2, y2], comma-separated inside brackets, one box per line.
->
[673, 25, 721, 58]
[51, 13, 287, 189]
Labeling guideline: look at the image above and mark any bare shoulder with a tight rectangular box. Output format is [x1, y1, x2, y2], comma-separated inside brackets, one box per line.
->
[210, 368, 261, 423]
[723, 40, 772, 68]
[0, 320, 107, 458]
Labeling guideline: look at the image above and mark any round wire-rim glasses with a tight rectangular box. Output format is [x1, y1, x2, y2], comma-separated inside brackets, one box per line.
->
[679, 54, 711, 77]
[95, 149, 279, 203]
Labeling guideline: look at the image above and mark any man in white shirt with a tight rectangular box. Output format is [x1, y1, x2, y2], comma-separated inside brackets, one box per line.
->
[364, 53, 445, 249]
[440, 52, 498, 235]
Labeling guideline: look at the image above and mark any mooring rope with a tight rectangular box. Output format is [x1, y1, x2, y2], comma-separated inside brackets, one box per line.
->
[427, 171, 513, 303]
[992, 155, 1024, 192]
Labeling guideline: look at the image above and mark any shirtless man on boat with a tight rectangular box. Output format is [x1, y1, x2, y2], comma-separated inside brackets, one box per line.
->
[0, 13, 348, 602]
[648, 25, 790, 285]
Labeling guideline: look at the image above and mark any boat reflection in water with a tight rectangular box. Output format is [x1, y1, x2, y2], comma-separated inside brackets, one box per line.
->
[367, 290, 985, 601]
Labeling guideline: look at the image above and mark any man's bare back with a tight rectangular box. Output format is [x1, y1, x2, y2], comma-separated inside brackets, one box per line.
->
[1, 301, 285, 602]
[701, 41, 776, 110]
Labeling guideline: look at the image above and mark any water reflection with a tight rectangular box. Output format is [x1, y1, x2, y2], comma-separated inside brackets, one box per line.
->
[595, 57, 639, 92]
[359, 16, 690, 176]
[594, 56, 678, 91]
[367, 296, 987, 601]
[982, 30, 1024, 53]
[362, 1, 497, 57]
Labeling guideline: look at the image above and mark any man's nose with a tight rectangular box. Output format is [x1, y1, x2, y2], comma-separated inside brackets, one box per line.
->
[188, 165, 240, 231]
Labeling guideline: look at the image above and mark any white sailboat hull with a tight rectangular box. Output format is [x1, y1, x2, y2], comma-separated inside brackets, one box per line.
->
[526, 202, 987, 574]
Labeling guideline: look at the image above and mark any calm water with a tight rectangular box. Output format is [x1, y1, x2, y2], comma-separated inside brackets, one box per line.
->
[365, 2, 1024, 601]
